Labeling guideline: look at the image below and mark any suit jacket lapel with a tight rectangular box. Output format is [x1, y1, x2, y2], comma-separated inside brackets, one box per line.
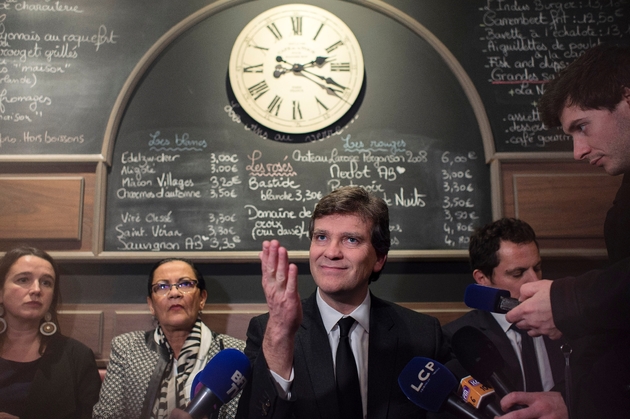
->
[367, 295, 397, 419]
[544, 336, 566, 387]
[296, 293, 339, 419]
[478, 311, 525, 391]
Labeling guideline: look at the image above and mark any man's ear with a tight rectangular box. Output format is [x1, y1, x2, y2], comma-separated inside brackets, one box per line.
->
[373, 254, 387, 274]
[472, 269, 493, 287]
[623, 87, 630, 106]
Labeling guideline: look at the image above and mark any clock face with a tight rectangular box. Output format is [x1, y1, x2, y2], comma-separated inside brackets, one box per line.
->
[228, 3, 365, 135]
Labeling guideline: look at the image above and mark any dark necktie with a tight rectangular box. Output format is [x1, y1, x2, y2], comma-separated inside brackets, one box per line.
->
[336, 316, 363, 419]
[513, 325, 544, 392]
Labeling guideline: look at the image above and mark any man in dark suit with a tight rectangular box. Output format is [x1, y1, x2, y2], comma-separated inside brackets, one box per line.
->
[442, 218, 567, 416]
[505, 43, 630, 419]
[235, 186, 448, 419]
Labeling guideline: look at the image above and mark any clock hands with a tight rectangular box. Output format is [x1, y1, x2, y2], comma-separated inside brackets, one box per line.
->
[272, 63, 349, 103]
[228, 4, 364, 135]
[302, 67, 347, 90]
[303, 56, 330, 68]
[301, 72, 348, 100]
[276, 55, 329, 70]
[275, 56, 347, 91]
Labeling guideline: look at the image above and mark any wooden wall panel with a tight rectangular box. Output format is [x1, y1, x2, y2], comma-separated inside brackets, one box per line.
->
[57, 310, 104, 356]
[0, 163, 97, 252]
[113, 310, 154, 337]
[58, 302, 468, 366]
[513, 174, 618, 238]
[0, 177, 84, 240]
[502, 161, 622, 250]
[200, 305, 271, 341]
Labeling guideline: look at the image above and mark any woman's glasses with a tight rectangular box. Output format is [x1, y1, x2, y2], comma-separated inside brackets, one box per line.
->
[151, 278, 198, 296]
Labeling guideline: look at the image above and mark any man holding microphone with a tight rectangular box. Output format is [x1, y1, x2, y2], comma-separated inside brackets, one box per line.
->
[502, 42, 630, 419]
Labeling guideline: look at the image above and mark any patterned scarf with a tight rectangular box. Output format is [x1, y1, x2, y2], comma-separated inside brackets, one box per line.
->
[151, 318, 202, 419]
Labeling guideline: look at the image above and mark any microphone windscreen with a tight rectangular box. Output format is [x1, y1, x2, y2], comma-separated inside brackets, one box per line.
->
[398, 357, 458, 412]
[444, 359, 472, 381]
[190, 348, 251, 404]
[451, 326, 504, 381]
[464, 284, 511, 312]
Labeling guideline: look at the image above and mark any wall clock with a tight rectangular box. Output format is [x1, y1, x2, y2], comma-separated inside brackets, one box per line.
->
[228, 3, 365, 136]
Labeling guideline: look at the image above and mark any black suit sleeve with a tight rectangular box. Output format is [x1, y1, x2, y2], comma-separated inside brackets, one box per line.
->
[550, 258, 630, 418]
[236, 314, 296, 419]
[604, 173, 630, 264]
[551, 257, 630, 339]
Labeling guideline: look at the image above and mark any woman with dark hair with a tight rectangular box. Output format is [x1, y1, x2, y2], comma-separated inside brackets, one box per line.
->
[93, 258, 245, 419]
[0, 246, 101, 419]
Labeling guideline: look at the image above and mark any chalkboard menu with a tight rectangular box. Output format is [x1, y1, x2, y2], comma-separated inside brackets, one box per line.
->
[105, 129, 490, 252]
[103, 0, 492, 252]
[9, 0, 624, 253]
[0, 0, 214, 155]
[462, 0, 630, 152]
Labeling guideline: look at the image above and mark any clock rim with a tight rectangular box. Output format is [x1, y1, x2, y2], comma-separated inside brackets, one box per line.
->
[227, 3, 366, 135]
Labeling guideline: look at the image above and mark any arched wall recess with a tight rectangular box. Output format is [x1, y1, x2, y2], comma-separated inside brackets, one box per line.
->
[99, 0, 495, 260]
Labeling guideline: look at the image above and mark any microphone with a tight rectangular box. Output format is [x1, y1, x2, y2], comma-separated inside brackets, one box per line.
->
[185, 348, 252, 419]
[464, 284, 519, 313]
[398, 357, 490, 419]
[445, 359, 503, 418]
[451, 326, 515, 399]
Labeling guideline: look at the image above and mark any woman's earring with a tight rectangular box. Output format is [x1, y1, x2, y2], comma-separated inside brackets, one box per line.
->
[40, 312, 57, 336]
[0, 304, 6, 334]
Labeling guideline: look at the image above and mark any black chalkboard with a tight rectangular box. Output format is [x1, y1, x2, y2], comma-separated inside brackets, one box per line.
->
[103, 0, 493, 252]
[456, 0, 630, 152]
[10, 0, 624, 252]
[2, 0, 628, 158]
[0, 0, 215, 155]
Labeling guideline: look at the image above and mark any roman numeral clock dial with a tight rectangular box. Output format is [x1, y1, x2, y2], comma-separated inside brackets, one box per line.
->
[228, 4, 365, 137]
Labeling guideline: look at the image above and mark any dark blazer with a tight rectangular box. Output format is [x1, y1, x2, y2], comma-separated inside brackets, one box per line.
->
[604, 172, 630, 264]
[235, 291, 449, 419]
[20, 334, 101, 419]
[442, 309, 565, 392]
[551, 257, 630, 419]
